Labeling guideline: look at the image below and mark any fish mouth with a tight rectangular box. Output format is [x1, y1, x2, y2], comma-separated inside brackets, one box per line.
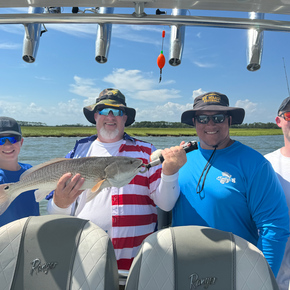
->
[139, 163, 148, 174]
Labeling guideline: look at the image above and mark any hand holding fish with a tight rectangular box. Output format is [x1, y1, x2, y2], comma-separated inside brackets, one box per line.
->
[53, 173, 85, 208]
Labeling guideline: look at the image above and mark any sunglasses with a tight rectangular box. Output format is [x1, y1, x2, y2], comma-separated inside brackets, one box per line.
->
[0, 136, 21, 145]
[279, 111, 290, 121]
[196, 114, 228, 124]
[98, 108, 124, 117]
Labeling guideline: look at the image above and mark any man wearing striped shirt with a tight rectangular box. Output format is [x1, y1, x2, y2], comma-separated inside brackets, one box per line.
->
[47, 88, 178, 272]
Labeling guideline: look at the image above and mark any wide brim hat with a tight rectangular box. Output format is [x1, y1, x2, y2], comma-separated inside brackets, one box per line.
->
[83, 88, 136, 127]
[181, 92, 245, 126]
[0, 116, 22, 136]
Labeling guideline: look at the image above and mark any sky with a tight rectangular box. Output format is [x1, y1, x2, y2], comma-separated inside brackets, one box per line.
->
[1, 6, 290, 126]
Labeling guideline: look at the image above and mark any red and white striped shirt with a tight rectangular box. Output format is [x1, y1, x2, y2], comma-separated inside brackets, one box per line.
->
[47, 134, 161, 270]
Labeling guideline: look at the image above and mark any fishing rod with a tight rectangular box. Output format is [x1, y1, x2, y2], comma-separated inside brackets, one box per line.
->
[143, 140, 198, 170]
[283, 57, 290, 96]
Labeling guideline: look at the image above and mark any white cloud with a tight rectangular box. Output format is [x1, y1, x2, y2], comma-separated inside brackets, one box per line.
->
[103, 68, 156, 91]
[67, 71, 184, 122]
[45, 23, 161, 46]
[69, 75, 101, 105]
[103, 69, 181, 102]
[0, 42, 20, 49]
[234, 99, 261, 124]
[34, 76, 52, 81]
[46, 24, 97, 37]
[112, 25, 161, 46]
[194, 61, 215, 68]
[69, 71, 182, 105]
[56, 99, 83, 116]
[0, 25, 23, 34]
[235, 99, 257, 113]
[136, 101, 192, 122]
[0, 71, 198, 125]
[192, 88, 206, 100]
[134, 89, 181, 102]
[130, 25, 163, 33]
[0, 100, 48, 120]
[27, 103, 47, 114]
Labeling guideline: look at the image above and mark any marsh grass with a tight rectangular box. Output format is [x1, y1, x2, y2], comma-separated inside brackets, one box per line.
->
[21, 126, 283, 137]
[22, 126, 97, 137]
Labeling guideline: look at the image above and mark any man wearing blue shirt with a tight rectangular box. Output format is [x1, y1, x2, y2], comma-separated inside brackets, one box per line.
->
[160, 92, 289, 277]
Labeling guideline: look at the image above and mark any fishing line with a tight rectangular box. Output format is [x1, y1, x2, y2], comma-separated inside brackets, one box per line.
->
[283, 57, 290, 96]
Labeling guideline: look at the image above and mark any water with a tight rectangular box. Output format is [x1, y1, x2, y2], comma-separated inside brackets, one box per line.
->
[18, 135, 285, 214]
[19, 135, 285, 165]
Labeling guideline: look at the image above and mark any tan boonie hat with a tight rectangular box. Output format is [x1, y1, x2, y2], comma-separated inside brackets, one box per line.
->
[181, 92, 245, 126]
[83, 88, 136, 127]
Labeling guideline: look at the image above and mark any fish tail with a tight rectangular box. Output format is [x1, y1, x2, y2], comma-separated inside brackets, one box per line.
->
[0, 184, 13, 215]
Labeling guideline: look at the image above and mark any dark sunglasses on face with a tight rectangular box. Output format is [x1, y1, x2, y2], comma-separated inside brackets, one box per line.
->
[279, 111, 290, 121]
[0, 136, 21, 145]
[98, 108, 124, 117]
[196, 114, 228, 124]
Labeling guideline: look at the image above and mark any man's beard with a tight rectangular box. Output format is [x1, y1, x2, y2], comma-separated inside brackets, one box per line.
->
[99, 127, 120, 140]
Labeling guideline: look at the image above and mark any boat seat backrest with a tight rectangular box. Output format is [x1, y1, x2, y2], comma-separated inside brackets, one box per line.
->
[0, 215, 119, 290]
[125, 226, 279, 290]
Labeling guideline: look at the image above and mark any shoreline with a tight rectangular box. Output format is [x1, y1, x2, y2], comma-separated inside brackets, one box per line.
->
[21, 126, 283, 137]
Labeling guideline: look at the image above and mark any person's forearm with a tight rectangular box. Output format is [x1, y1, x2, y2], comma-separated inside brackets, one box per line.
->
[153, 172, 180, 211]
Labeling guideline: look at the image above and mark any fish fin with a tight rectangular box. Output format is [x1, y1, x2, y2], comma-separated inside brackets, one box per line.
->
[0, 184, 13, 215]
[20, 158, 68, 180]
[34, 189, 52, 202]
[91, 179, 106, 192]
[86, 180, 108, 203]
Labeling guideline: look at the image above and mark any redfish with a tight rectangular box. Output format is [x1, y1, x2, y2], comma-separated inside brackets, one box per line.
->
[0, 156, 144, 215]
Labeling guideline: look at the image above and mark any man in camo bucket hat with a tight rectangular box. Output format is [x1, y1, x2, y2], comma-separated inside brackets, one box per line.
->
[83, 88, 136, 126]
[47, 88, 168, 275]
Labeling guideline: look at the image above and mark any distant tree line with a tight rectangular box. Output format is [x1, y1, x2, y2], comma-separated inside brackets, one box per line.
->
[130, 121, 280, 129]
[130, 121, 192, 128]
[18, 120, 280, 129]
[231, 122, 279, 129]
[17, 121, 47, 126]
[55, 124, 94, 127]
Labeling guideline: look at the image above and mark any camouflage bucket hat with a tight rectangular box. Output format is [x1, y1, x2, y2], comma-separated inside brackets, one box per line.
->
[181, 92, 245, 126]
[83, 88, 136, 127]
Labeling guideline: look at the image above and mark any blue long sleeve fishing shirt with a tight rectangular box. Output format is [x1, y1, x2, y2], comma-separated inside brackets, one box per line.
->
[172, 141, 290, 277]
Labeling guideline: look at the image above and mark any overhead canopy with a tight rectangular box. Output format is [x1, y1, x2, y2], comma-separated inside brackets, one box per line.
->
[2, 0, 290, 15]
